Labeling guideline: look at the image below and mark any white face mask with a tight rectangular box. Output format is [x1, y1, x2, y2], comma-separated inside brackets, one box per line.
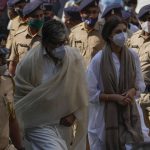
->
[52, 45, 66, 60]
[0, 64, 7, 75]
[141, 21, 150, 33]
[112, 32, 127, 47]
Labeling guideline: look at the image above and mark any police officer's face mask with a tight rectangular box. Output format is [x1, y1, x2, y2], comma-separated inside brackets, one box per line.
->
[112, 32, 127, 47]
[82, 17, 98, 27]
[28, 18, 44, 29]
[141, 21, 150, 33]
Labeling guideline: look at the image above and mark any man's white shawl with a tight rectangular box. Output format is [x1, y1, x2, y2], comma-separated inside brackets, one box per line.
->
[14, 44, 88, 148]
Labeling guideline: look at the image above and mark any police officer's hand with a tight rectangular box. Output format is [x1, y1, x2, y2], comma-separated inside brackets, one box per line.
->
[60, 114, 76, 127]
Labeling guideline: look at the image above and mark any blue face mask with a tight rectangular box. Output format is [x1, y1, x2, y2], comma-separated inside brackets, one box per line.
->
[82, 17, 98, 27]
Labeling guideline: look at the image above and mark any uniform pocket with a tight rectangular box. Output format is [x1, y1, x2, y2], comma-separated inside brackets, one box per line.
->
[75, 40, 86, 56]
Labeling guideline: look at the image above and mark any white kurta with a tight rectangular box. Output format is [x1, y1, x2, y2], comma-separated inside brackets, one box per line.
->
[87, 48, 149, 150]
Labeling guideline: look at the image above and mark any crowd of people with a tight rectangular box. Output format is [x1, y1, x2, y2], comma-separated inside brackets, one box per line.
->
[0, 0, 150, 150]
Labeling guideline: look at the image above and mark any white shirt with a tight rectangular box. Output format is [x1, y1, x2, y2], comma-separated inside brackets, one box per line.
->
[87, 48, 146, 143]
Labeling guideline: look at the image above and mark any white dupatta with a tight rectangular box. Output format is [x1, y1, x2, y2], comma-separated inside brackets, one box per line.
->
[14, 44, 88, 148]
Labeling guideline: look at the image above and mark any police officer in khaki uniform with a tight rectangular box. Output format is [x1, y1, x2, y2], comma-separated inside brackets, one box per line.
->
[101, 3, 123, 21]
[69, 0, 104, 67]
[8, 0, 43, 76]
[0, 45, 24, 150]
[128, 4, 150, 129]
[6, 0, 27, 50]
[43, 2, 60, 22]
[101, 3, 138, 38]
[121, 10, 139, 38]
[64, 6, 82, 30]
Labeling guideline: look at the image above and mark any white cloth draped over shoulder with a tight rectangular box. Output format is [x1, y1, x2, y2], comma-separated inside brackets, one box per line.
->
[14, 44, 88, 149]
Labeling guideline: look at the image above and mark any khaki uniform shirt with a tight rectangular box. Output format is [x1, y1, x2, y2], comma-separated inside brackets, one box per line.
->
[8, 27, 41, 63]
[128, 30, 150, 85]
[6, 16, 27, 50]
[128, 30, 150, 128]
[0, 75, 15, 149]
[69, 22, 104, 66]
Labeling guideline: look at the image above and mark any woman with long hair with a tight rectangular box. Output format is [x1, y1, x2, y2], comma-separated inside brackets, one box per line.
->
[87, 16, 145, 150]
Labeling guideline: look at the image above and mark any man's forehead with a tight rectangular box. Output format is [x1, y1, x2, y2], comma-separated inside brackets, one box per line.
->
[31, 9, 43, 15]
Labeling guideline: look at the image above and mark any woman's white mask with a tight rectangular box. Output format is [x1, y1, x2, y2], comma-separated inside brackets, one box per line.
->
[112, 32, 128, 47]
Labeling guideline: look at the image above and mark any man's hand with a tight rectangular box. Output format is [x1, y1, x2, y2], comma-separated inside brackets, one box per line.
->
[60, 114, 76, 127]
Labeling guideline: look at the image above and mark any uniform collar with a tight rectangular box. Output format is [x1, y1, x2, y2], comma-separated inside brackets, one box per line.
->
[26, 27, 42, 38]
